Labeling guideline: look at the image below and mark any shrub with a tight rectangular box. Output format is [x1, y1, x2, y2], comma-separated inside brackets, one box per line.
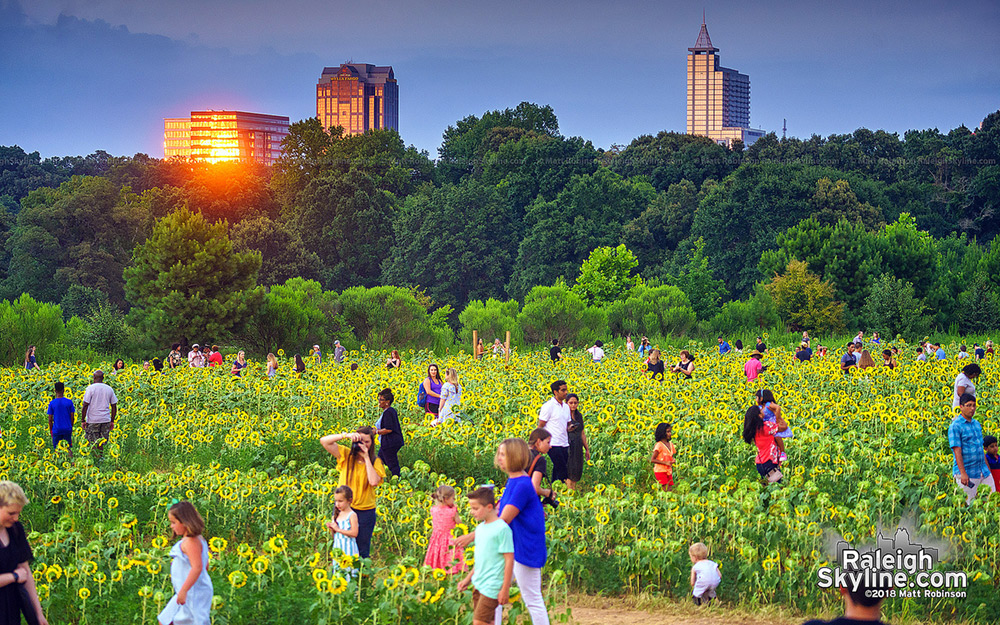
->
[765, 260, 845, 334]
[0, 293, 64, 365]
[340, 285, 453, 351]
[709, 284, 781, 335]
[959, 275, 1000, 334]
[606, 284, 696, 338]
[862, 273, 929, 338]
[81, 303, 129, 355]
[458, 299, 522, 347]
[60, 285, 110, 320]
[518, 281, 607, 346]
[239, 278, 345, 354]
[572, 244, 642, 307]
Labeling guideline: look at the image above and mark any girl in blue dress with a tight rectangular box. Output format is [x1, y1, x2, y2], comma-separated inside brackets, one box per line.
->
[327, 486, 360, 557]
[159, 501, 213, 625]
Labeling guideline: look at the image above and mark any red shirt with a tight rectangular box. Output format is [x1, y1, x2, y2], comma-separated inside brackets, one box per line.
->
[208, 351, 224, 367]
[754, 421, 779, 465]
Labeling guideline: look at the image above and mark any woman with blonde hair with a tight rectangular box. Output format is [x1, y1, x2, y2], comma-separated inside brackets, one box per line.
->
[0, 481, 48, 625]
[435, 368, 463, 425]
[266, 353, 278, 378]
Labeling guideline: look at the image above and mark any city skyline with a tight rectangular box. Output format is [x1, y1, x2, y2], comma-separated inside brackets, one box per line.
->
[1, 0, 997, 159]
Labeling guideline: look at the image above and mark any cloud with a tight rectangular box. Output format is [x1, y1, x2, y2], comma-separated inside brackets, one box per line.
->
[0, 0, 321, 158]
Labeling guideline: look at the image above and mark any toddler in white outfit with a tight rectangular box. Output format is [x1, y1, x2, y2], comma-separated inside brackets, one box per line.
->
[689, 542, 721, 605]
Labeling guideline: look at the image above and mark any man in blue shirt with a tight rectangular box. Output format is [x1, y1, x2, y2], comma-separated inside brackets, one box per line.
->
[717, 337, 731, 355]
[47, 381, 75, 455]
[935, 343, 946, 360]
[949, 393, 994, 506]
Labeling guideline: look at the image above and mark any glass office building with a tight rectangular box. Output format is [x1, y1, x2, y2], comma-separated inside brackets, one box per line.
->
[163, 111, 290, 165]
[316, 63, 398, 135]
[686, 21, 765, 147]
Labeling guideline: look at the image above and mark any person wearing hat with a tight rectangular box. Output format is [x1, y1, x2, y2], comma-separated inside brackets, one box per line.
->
[311, 344, 322, 365]
[333, 340, 346, 365]
[744, 351, 764, 382]
[188, 344, 206, 368]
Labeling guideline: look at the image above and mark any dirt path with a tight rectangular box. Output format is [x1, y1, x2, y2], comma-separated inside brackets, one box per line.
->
[560, 598, 796, 625]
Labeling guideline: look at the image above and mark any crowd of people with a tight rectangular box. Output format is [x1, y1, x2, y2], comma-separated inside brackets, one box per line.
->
[20, 330, 1000, 625]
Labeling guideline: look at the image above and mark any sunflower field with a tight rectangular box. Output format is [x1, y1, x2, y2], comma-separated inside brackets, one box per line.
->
[3, 341, 1000, 623]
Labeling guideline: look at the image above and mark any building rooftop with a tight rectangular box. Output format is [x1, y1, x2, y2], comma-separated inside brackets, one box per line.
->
[320, 64, 394, 81]
[688, 21, 719, 53]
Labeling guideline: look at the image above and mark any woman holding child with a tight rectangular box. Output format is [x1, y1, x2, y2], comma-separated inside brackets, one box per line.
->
[742, 397, 788, 484]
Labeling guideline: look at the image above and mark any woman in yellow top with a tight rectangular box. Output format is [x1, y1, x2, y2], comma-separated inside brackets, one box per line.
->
[320, 426, 385, 558]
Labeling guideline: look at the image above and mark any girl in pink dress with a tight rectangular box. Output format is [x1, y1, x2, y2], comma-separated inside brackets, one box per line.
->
[423, 485, 466, 573]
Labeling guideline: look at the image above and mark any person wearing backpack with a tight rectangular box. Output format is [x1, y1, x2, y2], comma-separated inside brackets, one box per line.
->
[421, 364, 443, 418]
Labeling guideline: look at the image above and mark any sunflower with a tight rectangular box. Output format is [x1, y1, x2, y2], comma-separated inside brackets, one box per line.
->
[330, 575, 348, 595]
[228, 570, 248, 589]
[209, 536, 228, 554]
[266, 535, 286, 553]
[251, 556, 270, 575]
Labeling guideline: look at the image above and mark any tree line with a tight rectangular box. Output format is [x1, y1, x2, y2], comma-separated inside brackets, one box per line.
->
[0, 103, 998, 361]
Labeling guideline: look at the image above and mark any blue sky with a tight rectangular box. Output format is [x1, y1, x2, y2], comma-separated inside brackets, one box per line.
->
[1, 0, 997, 159]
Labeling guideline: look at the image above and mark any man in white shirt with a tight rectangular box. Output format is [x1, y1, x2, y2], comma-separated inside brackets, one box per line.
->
[188, 344, 206, 367]
[538, 380, 571, 482]
[587, 340, 605, 363]
[81, 370, 118, 463]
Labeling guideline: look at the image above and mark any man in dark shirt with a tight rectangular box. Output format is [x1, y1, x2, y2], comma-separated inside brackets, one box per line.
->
[974, 343, 985, 359]
[755, 336, 767, 353]
[549, 338, 561, 362]
[840, 343, 857, 375]
[375, 388, 404, 477]
[801, 573, 890, 625]
[795, 342, 813, 362]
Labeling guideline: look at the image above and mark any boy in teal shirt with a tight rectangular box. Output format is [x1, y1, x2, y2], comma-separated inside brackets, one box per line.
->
[457, 487, 514, 625]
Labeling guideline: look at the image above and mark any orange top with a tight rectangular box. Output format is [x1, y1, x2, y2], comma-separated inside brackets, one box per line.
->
[652, 441, 675, 475]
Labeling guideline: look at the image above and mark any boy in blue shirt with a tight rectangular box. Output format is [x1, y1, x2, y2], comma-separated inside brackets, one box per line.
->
[457, 487, 514, 625]
[47, 381, 76, 455]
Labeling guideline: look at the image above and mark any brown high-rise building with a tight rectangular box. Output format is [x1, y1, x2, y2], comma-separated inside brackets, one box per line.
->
[686, 21, 764, 147]
[316, 63, 398, 135]
[163, 111, 289, 165]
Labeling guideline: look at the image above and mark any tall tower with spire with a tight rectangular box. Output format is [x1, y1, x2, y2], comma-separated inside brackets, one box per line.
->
[686, 19, 763, 147]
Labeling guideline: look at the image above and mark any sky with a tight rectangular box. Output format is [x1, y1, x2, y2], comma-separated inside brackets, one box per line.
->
[1, 0, 998, 159]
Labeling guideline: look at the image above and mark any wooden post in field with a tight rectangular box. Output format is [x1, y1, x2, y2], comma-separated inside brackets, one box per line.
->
[505, 331, 511, 364]
[472, 330, 478, 359]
